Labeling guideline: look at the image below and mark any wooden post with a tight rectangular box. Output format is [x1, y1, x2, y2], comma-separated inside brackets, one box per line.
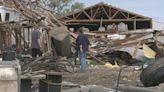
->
[4, 31, 8, 47]
[23, 28, 26, 49]
[1, 30, 5, 49]
[15, 28, 22, 53]
[5, 29, 12, 48]
[134, 19, 136, 30]
[28, 28, 30, 48]
[100, 17, 103, 28]
[0, 29, 1, 49]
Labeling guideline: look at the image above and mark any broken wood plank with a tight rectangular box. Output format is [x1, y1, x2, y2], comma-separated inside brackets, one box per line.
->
[22, 51, 52, 70]
[88, 54, 105, 65]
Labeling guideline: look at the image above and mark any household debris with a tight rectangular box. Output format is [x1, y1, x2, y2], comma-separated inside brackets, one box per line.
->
[0, 0, 164, 92]
[70, 29, 164, 65]
[0, 0, 73, 74]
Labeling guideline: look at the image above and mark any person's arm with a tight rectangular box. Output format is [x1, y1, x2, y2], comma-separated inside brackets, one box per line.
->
[37, 39, 41, 48]
[86, 36, 90, 51]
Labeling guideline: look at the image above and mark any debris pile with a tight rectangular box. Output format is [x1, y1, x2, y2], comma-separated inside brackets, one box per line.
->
[0, 0, 72, 77]
[0, 0, 164, 91]
[70, 29, 164, 66]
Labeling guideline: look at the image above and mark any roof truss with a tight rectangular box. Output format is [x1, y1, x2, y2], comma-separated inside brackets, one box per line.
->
[59, 2, 151, 22]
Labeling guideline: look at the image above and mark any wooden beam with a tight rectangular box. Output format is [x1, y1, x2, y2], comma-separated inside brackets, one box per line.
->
[109, 7, 112, 18]
[134, 19, 136, 30]
[112, 33, 153, 46]
[128, 13, 130, 18]
[102, 3, 151, 19]
[101, 6, 110, 18]
[91, 8, 93, 18]
[83, 11, 92, 19]
[65, 19, 152, 23]
[64, 16, 73, 20]
[130, 15, 137, 19]
[73, 13, 75, 19]
[12, 28, 24, 53]
[28, 28, 30, 47]
[75, 11, 83, 19]
[120, 11, 128, 19]
[6, 31, 10, 47]
[111, 10, 120, 19]
[93, 6, 100, 18]
[112, 34, 146, 46]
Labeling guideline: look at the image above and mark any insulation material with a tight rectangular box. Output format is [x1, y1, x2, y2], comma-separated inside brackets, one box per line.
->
[143, 44, 156, 59]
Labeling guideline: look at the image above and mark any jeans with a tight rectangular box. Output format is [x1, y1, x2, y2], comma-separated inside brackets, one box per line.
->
[79, 51, 86, 72]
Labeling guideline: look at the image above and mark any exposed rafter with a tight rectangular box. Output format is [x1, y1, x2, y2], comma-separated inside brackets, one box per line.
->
[111, 10, 120, 19]
[59, 2, 151, 21]
[93, 6, 100, 18]
[59, 2, 152, 30]
[75, 11, 82, 19]
[83, 11, 92, 19]
[101, 6, 110, 19]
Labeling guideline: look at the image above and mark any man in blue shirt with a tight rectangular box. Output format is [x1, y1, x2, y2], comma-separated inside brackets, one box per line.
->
[76, 28, 90, 72]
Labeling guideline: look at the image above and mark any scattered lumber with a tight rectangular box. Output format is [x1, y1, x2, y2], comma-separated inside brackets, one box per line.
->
[69, 28, 164, 65]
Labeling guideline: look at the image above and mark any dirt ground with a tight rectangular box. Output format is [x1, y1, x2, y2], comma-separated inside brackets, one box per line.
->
[62, 65, 142, 88]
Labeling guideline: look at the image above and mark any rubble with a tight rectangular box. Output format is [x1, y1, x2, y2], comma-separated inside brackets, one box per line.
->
[0, 0, 164, 92]
[88, 30, 164, 63]
[0, 1, 74, 83]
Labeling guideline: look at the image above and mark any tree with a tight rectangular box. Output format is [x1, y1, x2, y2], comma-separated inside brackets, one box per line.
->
[42, 0, 84, 16]
[71, 2, 84, 12]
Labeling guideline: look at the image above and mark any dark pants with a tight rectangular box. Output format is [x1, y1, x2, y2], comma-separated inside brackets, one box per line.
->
[32, 48, 42, 57]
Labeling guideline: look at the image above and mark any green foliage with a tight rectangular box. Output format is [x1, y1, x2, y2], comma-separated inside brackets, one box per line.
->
[71, 2, 84, 12]
[43, 0, 84, 16]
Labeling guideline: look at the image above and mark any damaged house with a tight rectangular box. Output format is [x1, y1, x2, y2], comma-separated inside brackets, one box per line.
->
[0, 1, 163, 92]
[59, 2, 152, 31]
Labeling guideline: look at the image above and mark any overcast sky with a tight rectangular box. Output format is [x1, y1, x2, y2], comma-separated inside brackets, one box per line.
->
[75, 0, 164, 22]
